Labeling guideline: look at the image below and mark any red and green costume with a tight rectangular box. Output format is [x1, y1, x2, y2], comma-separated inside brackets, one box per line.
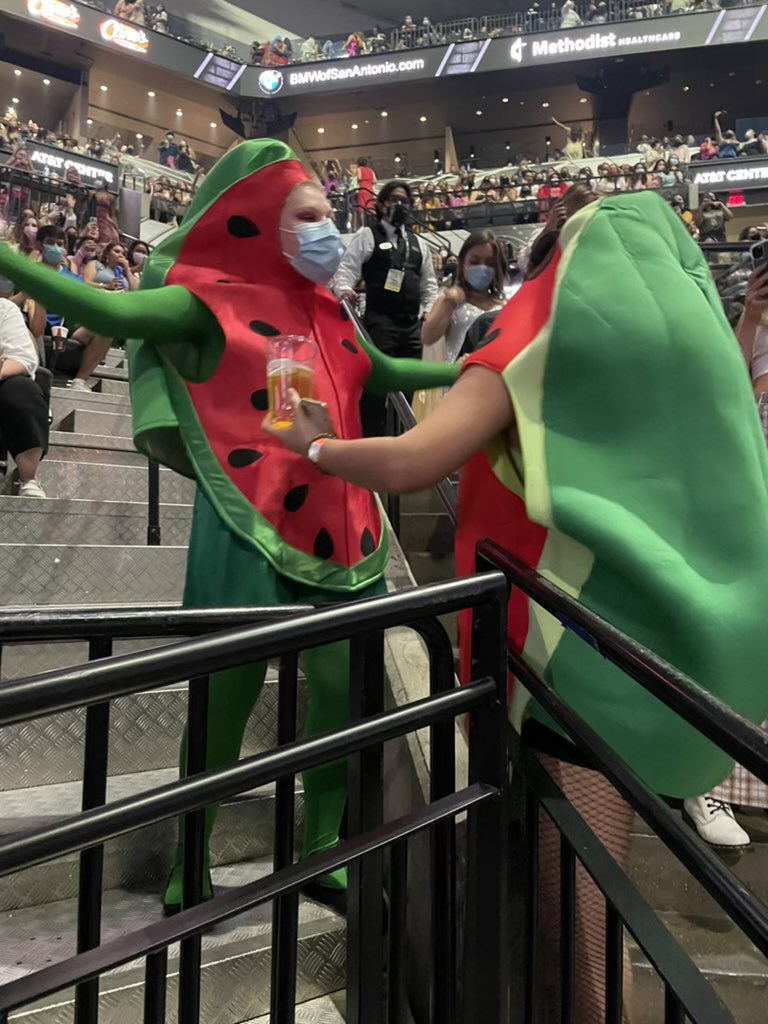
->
[0, 139, 458, 907]
[456, 191, 768, 797]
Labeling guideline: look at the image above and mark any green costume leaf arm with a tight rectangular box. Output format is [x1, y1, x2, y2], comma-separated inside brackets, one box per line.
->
[351, 321, 459, 397]
[0, 243, 208, 342]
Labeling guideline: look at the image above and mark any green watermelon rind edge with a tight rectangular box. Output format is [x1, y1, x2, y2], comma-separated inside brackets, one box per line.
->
[164, 363, 389, 594]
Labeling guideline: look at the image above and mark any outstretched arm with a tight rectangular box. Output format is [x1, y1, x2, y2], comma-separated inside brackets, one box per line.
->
[351, 319, 459, 395]
[0, 243, 210, 342]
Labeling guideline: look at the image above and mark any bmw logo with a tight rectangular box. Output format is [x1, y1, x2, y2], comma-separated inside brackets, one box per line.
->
[258, 69, 284, 95]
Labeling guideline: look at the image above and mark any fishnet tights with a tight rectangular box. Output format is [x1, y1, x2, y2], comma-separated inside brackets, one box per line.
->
[535, 755, 635, 1024]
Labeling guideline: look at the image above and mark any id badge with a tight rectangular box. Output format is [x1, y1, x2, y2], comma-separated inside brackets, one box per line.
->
[384, 269, 405, 293]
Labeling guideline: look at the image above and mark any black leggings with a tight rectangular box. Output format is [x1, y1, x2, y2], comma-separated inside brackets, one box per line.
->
[0, 376, 49, 458]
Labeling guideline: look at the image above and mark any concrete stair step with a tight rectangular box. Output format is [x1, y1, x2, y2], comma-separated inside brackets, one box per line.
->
[629, 909, 768, 1024]
[90, 364, 128, 382]
[2, 458, 194, 504]
[49, 429, 137, 453]
[0, 859, 344, 1023]
[0, 769, 304, 912]
[629, 810, 768, 915]
[50, 390, 132, 428]
[406, 551, 455, 587]
[60, 409, 133, 440]
[0, 496, 192, 546]
[399, 511, 454, 555]
[93, 376, 130, 396]
[0, 545, 186, 605]
[0, 663, 307, 790]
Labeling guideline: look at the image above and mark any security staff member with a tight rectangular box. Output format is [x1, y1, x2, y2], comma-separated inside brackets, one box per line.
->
[336, 180, 438, 435]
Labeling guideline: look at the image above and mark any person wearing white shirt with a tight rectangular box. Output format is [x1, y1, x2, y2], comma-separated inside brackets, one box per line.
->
[335, 180, 438, 435]
[0, 297, 49, 497]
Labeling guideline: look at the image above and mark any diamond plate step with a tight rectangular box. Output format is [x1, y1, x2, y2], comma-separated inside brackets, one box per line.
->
[0, 546, 186, 605]
[0, 665, 308, 790]
[0, 769, 305, 912]
[0, 860, 345, 1023]
[0, 496, 192, 546]
[0, 770, 303, 909]
[629, 811, 768, 913]
[629, 909, 768, 1024]
[50, 390, 132, 428]
[93, 377, 130, 396]
[23, 459, 195, 504]
[249, 993, 345, 1023]
[90, 364, 128, 382]
[60, 410, 133, 439]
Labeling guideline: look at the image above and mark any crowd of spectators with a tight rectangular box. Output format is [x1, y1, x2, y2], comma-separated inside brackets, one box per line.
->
[66, 0, 768, 68]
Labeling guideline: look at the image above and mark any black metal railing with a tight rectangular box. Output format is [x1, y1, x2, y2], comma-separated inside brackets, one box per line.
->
[0, 573, 509, 1024]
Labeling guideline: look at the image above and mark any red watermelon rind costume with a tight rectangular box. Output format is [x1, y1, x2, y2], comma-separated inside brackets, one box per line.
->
[457, 191, 768, 799]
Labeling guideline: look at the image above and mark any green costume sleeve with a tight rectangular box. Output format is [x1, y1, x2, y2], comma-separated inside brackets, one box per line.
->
[0, 243, 209, 343]
[351, 318, 460, 397]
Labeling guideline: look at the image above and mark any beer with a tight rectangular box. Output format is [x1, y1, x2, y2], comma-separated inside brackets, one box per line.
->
[267, 359, 314, 428]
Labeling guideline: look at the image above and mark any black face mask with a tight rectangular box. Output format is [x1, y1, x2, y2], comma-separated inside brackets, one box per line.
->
[391, 204, 408, 227]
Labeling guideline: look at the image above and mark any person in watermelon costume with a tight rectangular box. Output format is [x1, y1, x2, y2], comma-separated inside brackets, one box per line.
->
[266, 187, 768, 1020]
[0, 138, 459, 914]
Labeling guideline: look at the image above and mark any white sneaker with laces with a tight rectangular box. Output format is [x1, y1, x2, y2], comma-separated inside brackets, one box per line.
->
[683, 796, 750, 848]
[67, 378, 92, 393]
[18, 479, 47, 499]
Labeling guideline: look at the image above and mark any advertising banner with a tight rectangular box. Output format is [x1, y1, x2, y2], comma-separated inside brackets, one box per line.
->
[242, 5, 768, 98]
[693, 156, 768, 190]
[0, 140, 119, 190]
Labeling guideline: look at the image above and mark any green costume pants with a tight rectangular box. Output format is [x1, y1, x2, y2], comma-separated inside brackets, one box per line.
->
[163, 488, 386, 908]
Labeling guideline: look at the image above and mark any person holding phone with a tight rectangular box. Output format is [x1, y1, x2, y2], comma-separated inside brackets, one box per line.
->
[694, 192, 732, 243]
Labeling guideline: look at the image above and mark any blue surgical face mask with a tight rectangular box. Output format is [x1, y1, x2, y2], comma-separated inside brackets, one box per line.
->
[464, 264, 495, 292]
[284, 218, 343, 284]
[42, 244, 65, 267]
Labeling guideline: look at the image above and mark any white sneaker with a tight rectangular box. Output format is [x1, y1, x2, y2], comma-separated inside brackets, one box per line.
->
[67, 378, 92, 393]
[683, 796, 750, 848]
[18, 479, 47, 498]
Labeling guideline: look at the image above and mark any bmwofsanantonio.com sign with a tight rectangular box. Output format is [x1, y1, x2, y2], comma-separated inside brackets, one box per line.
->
[289, 56, 426, 86]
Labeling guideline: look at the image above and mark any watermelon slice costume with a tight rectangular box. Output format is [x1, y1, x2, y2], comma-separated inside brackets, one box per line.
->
[456, 191, 768, 798]
[0, 139, 458, 909]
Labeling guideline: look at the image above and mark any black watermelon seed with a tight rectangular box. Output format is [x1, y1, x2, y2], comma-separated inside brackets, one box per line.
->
[249, 320, 281, 337]
[314, 528, 334, 560]
[341, 339, 358, 355]
[227, 216, 261, 238]
[228, 448, 262, 468]
[216, 279, 233, 284]
[250, 388, 268, 411]
[284, 484, 308, 512]
[360, 528, 376, 556]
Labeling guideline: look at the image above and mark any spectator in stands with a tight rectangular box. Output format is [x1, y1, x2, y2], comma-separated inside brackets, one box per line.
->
[85, 242, 139, 292]
[345, 32, 365, 57]
[422, 228, 508, 363]
[649, 158, 675, 190]
[158, 130, 178, 169]
[695, 192, 732, 242]
[34, 224, 112, 393]
[669, 134, 691, 163]
[739, 128, 767, 157]
[16, 215, 38, 258]
[300, 37, 319, 61]
[714, 112, 740, 159]
[282, 38, 295, 61]
[0, 297, 48, 498]
[400, 14, 417, 45]
[150, 3, 168, 31]
[70, 236, 100, 278]
[335, 179, 438, 435]
[697, 135, 718, 161]
[352, 157, 376, 230]
[114, 0, 145, 24]
[560, 0, 583, 26]
[370, 26, 389, 52]
[128, 240, 149, 277]
[636, 135, 654, 158]
[551, 116, 585, 160]
[587, 1, 608, 21]
[250, 40, 265, 63]
[176, 140, 196, 175]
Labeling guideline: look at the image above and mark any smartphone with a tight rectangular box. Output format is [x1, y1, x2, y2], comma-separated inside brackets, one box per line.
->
[751, 240, 768, 271]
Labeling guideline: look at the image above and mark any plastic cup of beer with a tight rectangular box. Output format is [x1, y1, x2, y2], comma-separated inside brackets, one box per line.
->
[266, 335, 317, 429]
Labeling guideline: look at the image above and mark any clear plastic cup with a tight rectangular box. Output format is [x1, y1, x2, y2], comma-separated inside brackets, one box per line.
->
[266, 335, 317, 429]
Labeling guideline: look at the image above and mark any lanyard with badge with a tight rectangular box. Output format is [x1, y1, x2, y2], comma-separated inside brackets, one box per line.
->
[381, 227, 409, 293]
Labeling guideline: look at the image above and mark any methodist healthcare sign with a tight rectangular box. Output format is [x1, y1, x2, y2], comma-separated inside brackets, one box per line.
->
[243, 5, 768, 97]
